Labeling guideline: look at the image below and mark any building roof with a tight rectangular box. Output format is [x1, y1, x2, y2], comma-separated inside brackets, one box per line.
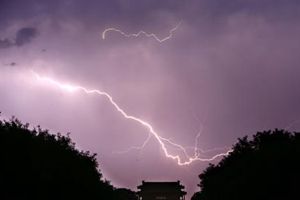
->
[138, 181, 184, 188]
[137, 181, 187, 195]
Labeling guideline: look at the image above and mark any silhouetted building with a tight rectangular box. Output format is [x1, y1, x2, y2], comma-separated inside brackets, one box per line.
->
[137, 181, 186, 200]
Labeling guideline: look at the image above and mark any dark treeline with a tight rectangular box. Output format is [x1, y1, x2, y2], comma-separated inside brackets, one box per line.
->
[1, 116, 299, 200]
[192, 129, 300, 200]
[0, 117, 137, 200]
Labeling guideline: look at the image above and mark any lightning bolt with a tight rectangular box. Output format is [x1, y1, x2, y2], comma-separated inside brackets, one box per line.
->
[102, 22, 181, 43]
[285, 119, 300, 130]
[112, 132, 152, 154]
[31, 71, 232, 165]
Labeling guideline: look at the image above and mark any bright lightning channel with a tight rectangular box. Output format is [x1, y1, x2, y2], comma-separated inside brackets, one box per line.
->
[32, 71, 232, 166]
[102, 22, 181, 43]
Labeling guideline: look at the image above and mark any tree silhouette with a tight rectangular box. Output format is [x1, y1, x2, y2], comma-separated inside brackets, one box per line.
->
[194, 129, 300, 200]
[191, 192, 200, 200]
[0, 117, 114, 200]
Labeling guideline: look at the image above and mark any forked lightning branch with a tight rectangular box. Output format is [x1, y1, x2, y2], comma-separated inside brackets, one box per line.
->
[102, 22, 182, 43]
[32, 71, 232, 166]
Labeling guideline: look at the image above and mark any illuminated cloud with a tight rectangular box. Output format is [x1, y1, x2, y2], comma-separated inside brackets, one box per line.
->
[1, 0, 300, 198]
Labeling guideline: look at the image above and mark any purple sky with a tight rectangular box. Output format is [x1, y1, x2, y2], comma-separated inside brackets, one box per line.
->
[1, 0, 300, 197]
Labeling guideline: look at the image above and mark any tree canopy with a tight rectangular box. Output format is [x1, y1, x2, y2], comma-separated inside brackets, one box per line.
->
[0, 117, 137, 200]
[195, 129, 300, 200]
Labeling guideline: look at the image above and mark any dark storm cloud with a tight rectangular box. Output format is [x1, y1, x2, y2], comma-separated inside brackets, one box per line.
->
[0, 27, 38, 49]
[2, 62, 17, 67]
[8, 62, 17, 67]
[0, 0, 182, 27]
[0, 0, 299, 31]
[15, 27, 38, 46]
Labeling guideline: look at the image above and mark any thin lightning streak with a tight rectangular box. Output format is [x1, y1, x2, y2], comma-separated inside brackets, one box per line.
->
[194, 129, 203, 157]
[116, 130, 230, 160]
[195, 146, 231, 155]
[191, 124, 231, 156]
[191, 114, 207, 157]
[31, 71, 232, 165]
[160, 137, 191, 160]
[161, 126, 230, 160]
[285, 119, 300, 130]
[102, 22, 181, 43]
[112, 133, 152, 154]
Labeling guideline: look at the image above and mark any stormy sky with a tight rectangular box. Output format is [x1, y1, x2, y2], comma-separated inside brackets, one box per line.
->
[1, 0, 300, 197]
